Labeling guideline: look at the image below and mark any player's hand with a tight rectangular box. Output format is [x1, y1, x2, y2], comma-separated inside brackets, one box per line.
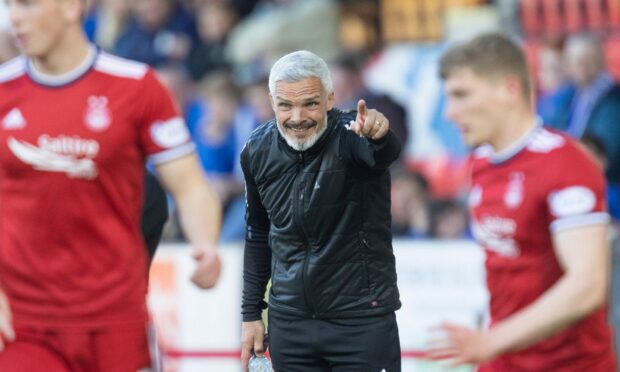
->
[190, 246, 222, 289]
[347, 99, 390, 141]
[241, 320, 267, 372]
[0, 289, 15, 352]
[424, 322, 498, 366]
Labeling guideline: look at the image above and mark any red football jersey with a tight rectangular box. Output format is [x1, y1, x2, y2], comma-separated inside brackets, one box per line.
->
[470, 126, 616, 371]
[0, 48, 194, 328]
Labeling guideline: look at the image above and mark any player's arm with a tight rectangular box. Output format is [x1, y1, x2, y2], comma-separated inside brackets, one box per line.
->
[429, 223, 610, 364]
[485, 223, 609, 355]
[156, 154, 223, 289]
[239, 146, 271, 372]
[344, 100, 401, 170]
[0, 289, 15, 351]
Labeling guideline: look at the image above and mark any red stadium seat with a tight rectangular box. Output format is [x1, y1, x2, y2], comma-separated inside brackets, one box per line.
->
[563, 0, 584, 32]
[521, 0, 543, 35]
[585, 0, 606, 30]
[542, 0, 563, 34]
[608, 0, 620, 28]
[604, 35, 620, 80]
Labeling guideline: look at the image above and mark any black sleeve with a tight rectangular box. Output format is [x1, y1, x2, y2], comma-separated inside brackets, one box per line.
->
[342, 127, 402, 170]
[240, 147, 272, 322]
[141, 171, 169, 265]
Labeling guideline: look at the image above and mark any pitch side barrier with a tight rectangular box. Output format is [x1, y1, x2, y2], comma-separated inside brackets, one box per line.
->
[148, 240, 487, 372]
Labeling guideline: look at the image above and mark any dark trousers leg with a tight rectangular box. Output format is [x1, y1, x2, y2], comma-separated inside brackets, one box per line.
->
[268, 311, 401, 372]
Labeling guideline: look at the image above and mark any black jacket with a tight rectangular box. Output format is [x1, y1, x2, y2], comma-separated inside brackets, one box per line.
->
[241, 109, 401, 321]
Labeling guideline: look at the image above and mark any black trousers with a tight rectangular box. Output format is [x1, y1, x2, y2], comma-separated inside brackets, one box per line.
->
[268, 311, 401, 372]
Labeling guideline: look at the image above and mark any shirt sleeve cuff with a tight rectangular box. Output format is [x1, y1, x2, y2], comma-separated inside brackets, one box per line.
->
[549, 212, 610, 233]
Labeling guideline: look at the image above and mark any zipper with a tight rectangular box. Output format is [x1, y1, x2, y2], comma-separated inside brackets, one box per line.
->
[359, 231, 372, 293]
[293, 152, 317, 317]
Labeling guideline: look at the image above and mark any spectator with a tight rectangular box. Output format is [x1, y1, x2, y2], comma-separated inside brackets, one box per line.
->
[330, 54, 410, 158]
[240, 75, 273, 125]
[428, 198, 470, 240]
[114, 0, 198, 67]
[187, 70, 255, 242]
[563, 33, 620, 185]
[83, 0, 131, 51]
[186, 1, 239, 81]
[535, 35, 575, 129]
[391, 167, 431, 239]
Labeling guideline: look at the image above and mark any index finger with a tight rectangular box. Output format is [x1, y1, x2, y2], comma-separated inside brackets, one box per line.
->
[357, 99, 368, 118]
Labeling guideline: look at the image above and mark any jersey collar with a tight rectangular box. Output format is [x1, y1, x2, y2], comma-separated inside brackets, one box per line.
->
[26, 44, 98, 87]
[489, 118, 543, 164]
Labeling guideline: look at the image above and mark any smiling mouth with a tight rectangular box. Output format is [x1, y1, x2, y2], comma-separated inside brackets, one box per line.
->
[285, 122, 317, 132]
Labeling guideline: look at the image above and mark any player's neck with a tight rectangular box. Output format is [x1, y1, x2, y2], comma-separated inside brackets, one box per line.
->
[492, 110, 537, 153]
[31, 32, 91, 76]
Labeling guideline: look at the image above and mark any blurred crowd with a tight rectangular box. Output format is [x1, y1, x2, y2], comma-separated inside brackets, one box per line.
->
[0, 0, 618, 243]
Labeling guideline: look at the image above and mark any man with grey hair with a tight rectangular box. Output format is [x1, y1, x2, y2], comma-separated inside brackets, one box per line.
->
[240, 50, 402, 371]
[562, 33, 620, 189]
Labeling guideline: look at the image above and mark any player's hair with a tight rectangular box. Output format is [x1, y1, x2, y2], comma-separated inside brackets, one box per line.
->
[268, 50, 333, 95]
[439, 32, 532, 103]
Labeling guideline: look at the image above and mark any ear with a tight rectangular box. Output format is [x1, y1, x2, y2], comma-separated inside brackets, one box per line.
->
[503, 75, 523, 102]
[60, 0, 84, 23]
[326, 91, 335, 111]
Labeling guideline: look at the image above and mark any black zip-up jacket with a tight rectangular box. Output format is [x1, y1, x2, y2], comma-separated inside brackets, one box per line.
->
[241, 109, 402, 321]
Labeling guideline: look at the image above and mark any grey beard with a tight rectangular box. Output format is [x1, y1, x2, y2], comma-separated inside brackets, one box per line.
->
[277, 116, 328, 152]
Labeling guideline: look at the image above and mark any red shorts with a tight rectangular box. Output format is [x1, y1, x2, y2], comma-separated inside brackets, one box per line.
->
[0, 325, 151, 372]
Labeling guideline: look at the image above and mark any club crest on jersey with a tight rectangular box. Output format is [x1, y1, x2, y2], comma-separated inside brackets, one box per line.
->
[504, 172, 524, 209]
[84, 96, 111, 132]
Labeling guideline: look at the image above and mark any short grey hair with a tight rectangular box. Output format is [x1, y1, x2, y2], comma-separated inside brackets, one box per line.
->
[566, 33, 605, 65]
[268, 50, 333, 95]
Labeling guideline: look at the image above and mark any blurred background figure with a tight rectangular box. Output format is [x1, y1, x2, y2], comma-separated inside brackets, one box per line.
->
[186, 1, 239, 81]
[535, 35, 575, 129]
[330, 54, 410, 159]
[226, 0, 340, 68]
[83, 0, 131, 51]
[428, 198, 470, 240]
[186, 70, 256, 243]
[562, 33, 620, 188]
[391, 167, 431, 239]
[114, 0, 198, 67]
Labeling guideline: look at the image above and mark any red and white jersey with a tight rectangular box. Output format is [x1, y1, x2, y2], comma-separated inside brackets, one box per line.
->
[470, 126, 615, 371]
[0, 47, 194, 329]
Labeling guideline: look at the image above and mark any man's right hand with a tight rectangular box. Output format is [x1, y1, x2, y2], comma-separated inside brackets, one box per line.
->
[0, 289, 15, 352]
[241, 320, 266, 372]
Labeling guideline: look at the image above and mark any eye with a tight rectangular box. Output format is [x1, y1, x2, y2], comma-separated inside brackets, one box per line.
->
[278, 102, 292, 109]
[305, 101, 319, 108]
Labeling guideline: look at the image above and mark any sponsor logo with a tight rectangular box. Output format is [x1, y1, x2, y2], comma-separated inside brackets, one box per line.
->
[84, 96, 111, 132]
[150, 117, 190, 148]
[8, 135, 100, 179]
[2, 108, 26, 130]
[504, 172, 524, 209]
[548, 186, 596, 217]
[472, 215, 519, 257]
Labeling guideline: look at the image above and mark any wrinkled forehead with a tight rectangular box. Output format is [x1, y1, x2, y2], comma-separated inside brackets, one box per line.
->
[272, 77, 325, 100]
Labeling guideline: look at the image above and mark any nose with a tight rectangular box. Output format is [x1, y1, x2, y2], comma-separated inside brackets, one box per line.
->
[290, 106, 302, 123]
